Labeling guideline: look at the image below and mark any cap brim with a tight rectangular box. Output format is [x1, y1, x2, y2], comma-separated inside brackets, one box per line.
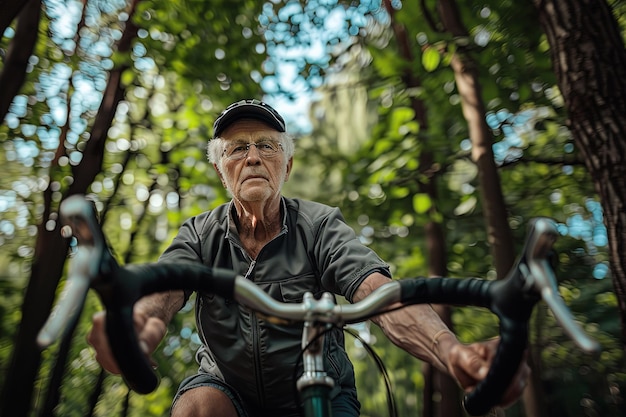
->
[213, 101, 286, 137]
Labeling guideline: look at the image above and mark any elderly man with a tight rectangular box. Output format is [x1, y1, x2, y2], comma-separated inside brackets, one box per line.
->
[88, 99, 528, 417]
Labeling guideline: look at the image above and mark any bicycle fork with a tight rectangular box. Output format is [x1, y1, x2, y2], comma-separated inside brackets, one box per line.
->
[296, 292, 336, 417]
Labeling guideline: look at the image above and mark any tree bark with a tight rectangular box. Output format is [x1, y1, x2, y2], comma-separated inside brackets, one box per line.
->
[0, 0, 41, 123]
[532, 0, 626, 347]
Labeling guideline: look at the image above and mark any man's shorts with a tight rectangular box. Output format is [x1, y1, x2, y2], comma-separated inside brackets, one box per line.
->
[171, 373, 360, 417]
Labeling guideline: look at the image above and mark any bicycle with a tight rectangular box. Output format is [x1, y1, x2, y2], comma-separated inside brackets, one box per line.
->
[38, 195, 601, 416]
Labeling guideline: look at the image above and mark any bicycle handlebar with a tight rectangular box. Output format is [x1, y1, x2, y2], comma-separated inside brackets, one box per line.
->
[38, 195, 601, 416]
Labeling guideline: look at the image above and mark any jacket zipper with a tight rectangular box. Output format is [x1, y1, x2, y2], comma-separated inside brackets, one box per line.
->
[195, 296, 209, 348]
[242, 259, 266, 408]
[230, 227, 288, 409]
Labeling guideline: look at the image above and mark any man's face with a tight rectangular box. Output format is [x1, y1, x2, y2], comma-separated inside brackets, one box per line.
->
[216, 119, 292, 206]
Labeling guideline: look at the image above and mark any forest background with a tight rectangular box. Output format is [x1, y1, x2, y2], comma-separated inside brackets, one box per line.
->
[0, 0, 625, 416]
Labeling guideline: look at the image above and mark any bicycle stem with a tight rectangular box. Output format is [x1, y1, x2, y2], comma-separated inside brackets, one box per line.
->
[296, 292, 336, 417]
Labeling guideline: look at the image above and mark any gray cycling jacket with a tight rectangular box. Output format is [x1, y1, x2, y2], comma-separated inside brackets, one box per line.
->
[159, 197, 390, 412]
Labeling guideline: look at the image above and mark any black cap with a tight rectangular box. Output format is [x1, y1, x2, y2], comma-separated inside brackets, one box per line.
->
[213, 99, 286, 138]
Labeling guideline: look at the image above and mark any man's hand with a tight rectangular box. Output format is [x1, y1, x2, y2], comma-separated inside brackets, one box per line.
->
[87, 309, 167, 375]
[446, 338, 530, 408]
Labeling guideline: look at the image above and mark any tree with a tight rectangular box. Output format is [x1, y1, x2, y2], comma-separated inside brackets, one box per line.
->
[432, 0, 544, 413]
[0, 1, 141, 414]
[532, 0, 626, 348]
[0, 0, 41, 123]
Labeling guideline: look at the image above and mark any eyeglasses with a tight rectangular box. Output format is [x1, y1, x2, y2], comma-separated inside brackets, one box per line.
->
[223, 140, 284, 161]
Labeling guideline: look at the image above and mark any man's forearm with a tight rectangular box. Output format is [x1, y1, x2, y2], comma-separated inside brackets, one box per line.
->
[135, 290, 186, 324]
[370, 303, 458, 373]
[354, 273, 458, 373]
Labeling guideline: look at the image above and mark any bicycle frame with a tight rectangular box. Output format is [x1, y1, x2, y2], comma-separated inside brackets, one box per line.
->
[38, 195, 601, 417]
[297, 294, 336, 417]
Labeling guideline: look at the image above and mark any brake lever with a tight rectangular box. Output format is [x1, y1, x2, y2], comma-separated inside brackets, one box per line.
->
[51, 196, 160, 393]
[37, 195, 112, 348]
[463, 217, 600, 415]
[521, 218, 600, 354]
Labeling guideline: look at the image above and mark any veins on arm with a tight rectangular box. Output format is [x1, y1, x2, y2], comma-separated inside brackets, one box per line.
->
[135, 290, 186, 324]
[354, 273, 459, 373]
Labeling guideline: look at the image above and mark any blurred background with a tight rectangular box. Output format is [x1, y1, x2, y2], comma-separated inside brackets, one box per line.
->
[1, 0, 625, 416]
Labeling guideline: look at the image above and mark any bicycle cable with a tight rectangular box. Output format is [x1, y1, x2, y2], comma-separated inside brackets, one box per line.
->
[344, 326, 398, 417]
[291, 323, 398, 417]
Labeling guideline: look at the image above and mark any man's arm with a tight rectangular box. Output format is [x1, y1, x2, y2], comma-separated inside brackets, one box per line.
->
[353, 273, 460, 373]
[87, 290, 186, 374]
[353, 272, 529, 407]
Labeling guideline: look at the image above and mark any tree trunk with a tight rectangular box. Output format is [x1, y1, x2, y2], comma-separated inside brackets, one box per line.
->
[38, 311, 82, 417]
[436, 0, 516, 277]
[423, 171, 463, 417]
[435, 0, 545, 415]
[0, 0, 31, 42]
[0, 0, 41, 123]
[381, 2, 465, 415]
[0, 2, 140, 415]
[0, 203, 70, 417]
[532, 0, 626, 349]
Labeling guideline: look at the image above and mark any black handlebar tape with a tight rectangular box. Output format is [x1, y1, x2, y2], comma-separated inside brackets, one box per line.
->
[463, 316, 528, 415]
[398, 272, 537, 416]
[123, 262, 238, 298]
[95, 262, 237, 394]
[460, 262, 537, 415]
[398, 277, 493, 308]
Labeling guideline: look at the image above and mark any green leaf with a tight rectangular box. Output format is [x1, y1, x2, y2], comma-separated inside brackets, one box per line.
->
[421, 46, 441, 72]
[412, 193, 432, 213]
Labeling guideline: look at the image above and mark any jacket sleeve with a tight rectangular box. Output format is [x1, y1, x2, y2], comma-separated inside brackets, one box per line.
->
[158, 212, 211, 302]
[313, 206, 391, 302]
